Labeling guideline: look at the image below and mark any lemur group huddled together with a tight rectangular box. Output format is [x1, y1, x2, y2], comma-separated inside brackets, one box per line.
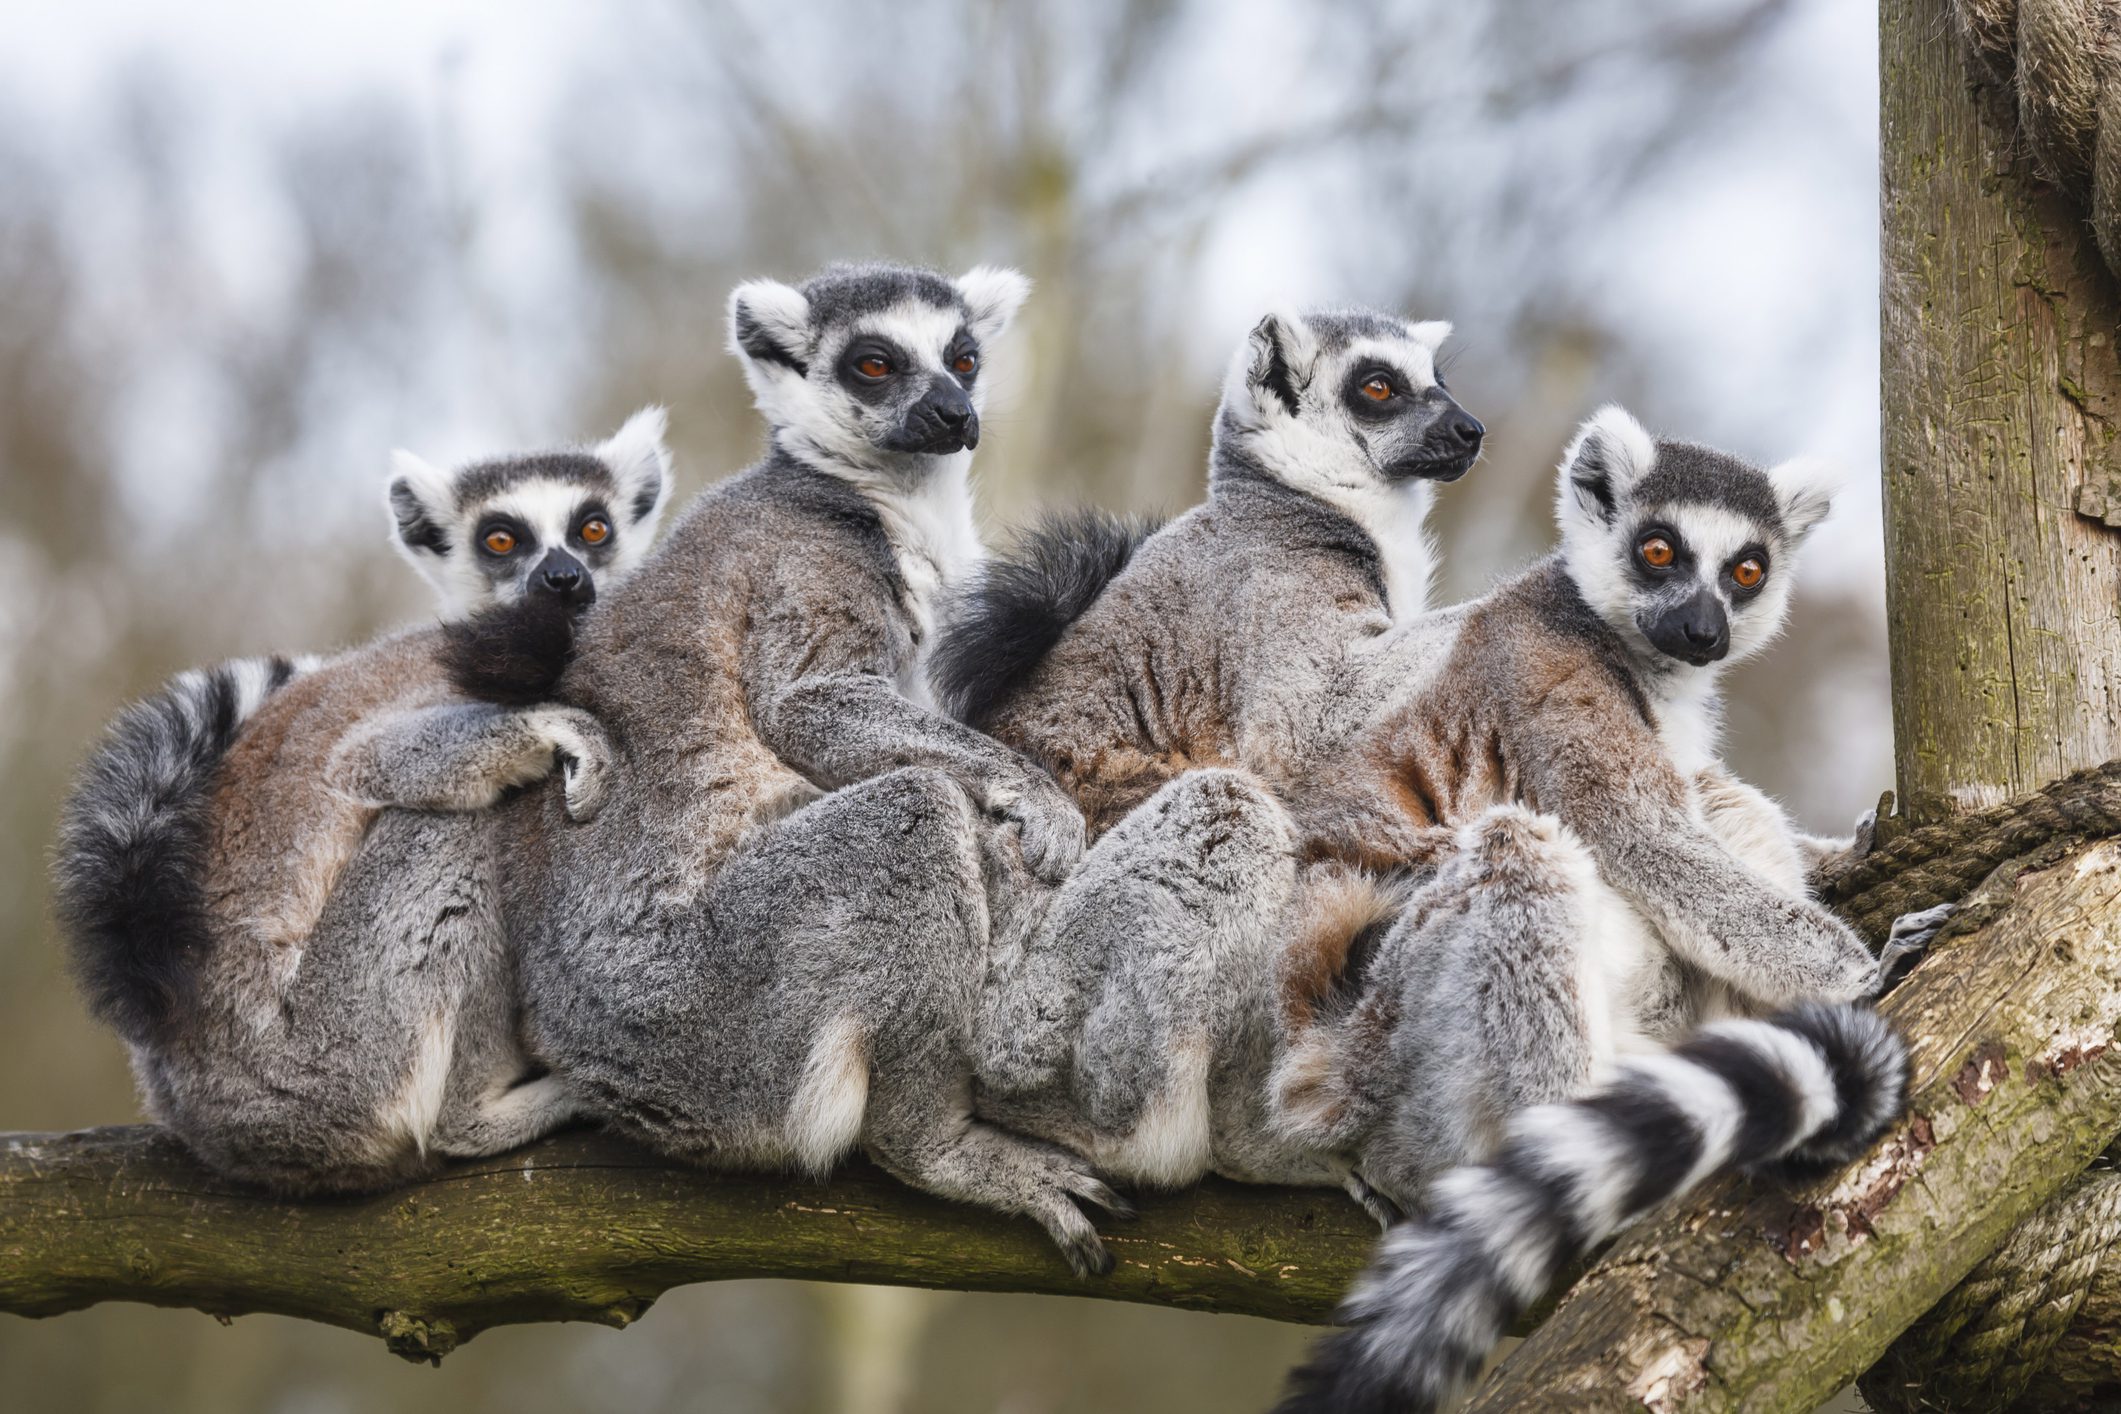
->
[55, 262, 1934, 1412]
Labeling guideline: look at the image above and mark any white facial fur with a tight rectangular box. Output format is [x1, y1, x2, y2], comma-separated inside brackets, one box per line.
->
[385, 406, 672, 621]
[1218, 311, 1467, 622]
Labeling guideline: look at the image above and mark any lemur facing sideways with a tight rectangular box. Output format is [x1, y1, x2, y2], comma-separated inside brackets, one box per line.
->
[51, 411, 670, 1192]
[1271, 410, 1907, 1412]
[477, 264, 1134, 1274]
[935, 307, 1483, 1199]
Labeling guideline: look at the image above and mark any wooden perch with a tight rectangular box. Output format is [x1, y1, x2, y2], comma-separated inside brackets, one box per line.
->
[0, 1124, 1384, 1362]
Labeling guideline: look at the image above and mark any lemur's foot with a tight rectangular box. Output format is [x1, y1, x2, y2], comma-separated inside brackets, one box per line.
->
[993, 772, 1086, 883]
[1343, 1170, 1405, 1231]
[1876, 902, 1956, 994]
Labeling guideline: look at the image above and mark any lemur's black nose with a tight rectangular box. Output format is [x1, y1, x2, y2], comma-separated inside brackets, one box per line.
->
[1442, 410, 1485, 449]
[934, 399, 970, 429]
[532, 549, 595, 608]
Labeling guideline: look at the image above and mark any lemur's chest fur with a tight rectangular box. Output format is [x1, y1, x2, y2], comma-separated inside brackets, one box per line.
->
[865, 467, 984, 706]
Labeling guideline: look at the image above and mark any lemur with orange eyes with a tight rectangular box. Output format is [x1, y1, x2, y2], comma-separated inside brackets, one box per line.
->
[53, 410, 671, 1193]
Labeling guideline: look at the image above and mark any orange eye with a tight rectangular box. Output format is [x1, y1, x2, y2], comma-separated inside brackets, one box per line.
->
[1732, 557, 1764, 589]
[856, 355, 891, 379]
[953, 352, 978, 376]
[482, 528, 516, 555]
[578, 517, 610, 546]
[1361, 376, 1392, 402]
[1639, 535, 1675, 569]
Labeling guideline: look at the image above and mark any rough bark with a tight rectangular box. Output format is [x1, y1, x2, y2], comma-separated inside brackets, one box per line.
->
[1463, 835, 2121, 1412]
[0, 1125, 1385, 1361]
[1881, 0, 2121, 826]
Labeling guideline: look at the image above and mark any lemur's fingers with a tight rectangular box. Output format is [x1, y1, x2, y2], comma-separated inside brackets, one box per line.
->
[1007, 780, 1085, 883]
[1876, 902, 1956, 994]
[1343, 1171, 1406, 1231]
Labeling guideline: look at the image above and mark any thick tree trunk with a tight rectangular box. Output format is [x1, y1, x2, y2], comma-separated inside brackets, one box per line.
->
[1880, 0, 2121, 825]
[0, 1126, 1386, 1361]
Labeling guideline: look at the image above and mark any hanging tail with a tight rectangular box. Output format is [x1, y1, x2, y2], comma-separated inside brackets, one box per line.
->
[52, 654, 309, 1045]
[1275, 1002, 1907, 1414]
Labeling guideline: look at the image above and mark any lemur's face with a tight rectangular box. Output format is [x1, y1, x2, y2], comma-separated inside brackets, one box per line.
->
[387, 407, 673, 622]
[1219, 308, 1485, 492]
[1557, 406, 1834, 671]
[727, 262, 1031, 475]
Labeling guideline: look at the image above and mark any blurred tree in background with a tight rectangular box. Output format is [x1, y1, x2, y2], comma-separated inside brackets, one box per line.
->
[0, 1, 1882, 1409]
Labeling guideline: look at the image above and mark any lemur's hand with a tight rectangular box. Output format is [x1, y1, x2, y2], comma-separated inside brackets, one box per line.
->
[533, 708, 614, 824]
[1876, 902, 1956, 995]
[991, 770, 1085, 883]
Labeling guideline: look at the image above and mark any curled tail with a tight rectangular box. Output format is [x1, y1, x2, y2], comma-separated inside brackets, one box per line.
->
[1275, 1002, 1907, 1414]
[932, 508, 1163, 729]
[440, 592, 579, 706]
[52, 654, 308, 1045]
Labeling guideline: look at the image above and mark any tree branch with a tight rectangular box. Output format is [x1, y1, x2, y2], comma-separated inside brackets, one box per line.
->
[0, 1124, 1384, 1362]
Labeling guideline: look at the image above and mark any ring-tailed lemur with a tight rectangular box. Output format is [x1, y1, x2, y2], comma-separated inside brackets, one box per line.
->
[934, 305, 1482, 839]
[1270, 408, 1907, 1412]
[481, 264, 1130, 1275]
[51, 410, 671, 1192]
[930, 308, 1483, 1196]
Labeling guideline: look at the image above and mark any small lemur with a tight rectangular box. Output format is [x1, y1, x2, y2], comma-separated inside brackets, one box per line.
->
[52, 410, 670, 1193]
[1272, 409, 1906, 1412]
[484, 263, 1131, 1274]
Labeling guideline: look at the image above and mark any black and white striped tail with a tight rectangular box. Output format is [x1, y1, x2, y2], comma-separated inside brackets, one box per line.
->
[52, 654, 309, 1045]
[1274, 1003, 1907, 1414]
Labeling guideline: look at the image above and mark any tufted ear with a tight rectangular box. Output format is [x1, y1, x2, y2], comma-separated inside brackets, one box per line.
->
[1236, 308, 1320, 420]
[597, 405, 673, 534]
[956, 265, 1031, 343]
[726, 278, 815, 377]
[1405, 319, 1454, 352]
[1767, 454, 1839, 546]
[1555, 404, 1657, 527]
[384, 448, 460, 603]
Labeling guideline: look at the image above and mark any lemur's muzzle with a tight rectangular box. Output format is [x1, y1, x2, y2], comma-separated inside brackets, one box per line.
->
[1642, 587, 1729, 666]
[532, 548, 596, 610]
[1386, 398, 1485, 482]
[889, 376, 980, 454]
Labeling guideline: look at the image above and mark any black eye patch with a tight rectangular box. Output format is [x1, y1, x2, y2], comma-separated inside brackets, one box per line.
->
[476, 515, 533, 557]
[836, 336, 914, 405]
[1343, 364, 1414, 420]
[1625, 522, 1696, 587]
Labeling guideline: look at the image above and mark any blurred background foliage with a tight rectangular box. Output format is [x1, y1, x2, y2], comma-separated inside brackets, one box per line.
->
[0, 0, 1883, 1409]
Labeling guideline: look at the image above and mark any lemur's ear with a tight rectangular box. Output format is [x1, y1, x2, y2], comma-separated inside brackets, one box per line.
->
[386, 450, 453, 561]
[726, 279, 814, 377]
[598, 405, 673, 532]
[1557, 404, 1656, 526]
[1767, 454, 1839, 545]
[1405, 319, 1454, 352]
[956, 266, 1031, 343]
[1236, 309, 1319, 419]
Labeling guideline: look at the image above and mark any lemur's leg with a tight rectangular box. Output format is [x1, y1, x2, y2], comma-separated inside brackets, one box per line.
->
[697, 766, 1128, 1276]
[166, 811, 511, 1193]
[428, 925, 586, 1159]
[976, 769, 1300, 1142]
[325, 702, 613, 822]
[1292, 806, 1619, 1213]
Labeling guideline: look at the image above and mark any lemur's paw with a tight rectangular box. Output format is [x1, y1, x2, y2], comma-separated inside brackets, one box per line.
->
[535, 709, 613, 823]
[997, 774, 1086, 883]
[1343, 1170, 1406, 1231]
[1876, 902, 1956, 994]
